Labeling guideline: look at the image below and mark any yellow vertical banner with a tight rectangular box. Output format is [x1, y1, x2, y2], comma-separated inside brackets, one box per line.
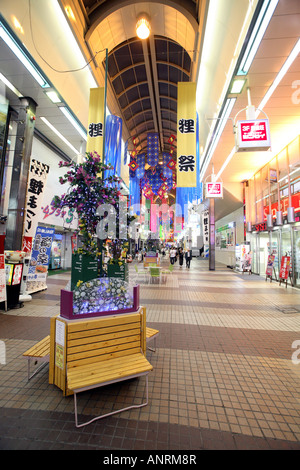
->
[176, 82, 197, 187]
[86, 87, 105, 157]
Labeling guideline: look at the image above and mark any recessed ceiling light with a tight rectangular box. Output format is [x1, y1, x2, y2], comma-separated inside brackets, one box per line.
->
[46, 90, 61, 103]
[230, 79, 246, 94]
[40, 116, 79, 154]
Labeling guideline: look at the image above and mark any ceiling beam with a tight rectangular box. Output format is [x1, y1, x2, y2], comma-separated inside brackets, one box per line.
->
[141, 39, 162, 150]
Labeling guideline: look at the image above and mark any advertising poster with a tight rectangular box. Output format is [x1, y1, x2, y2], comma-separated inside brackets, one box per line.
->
[23, 160, 50, 242]
[0, 254, 6, 302]
[27, 226, 55, 283]
[266, 254, 275, 277]
[0, 236, 6, 302]
[235, 244, 249, 272]
[279, 256, 291, 280]
[202, 210, 209, 258]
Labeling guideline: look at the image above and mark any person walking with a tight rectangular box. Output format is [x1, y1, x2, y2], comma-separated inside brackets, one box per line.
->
[185, 248, 192, 268]
[170, 246, 177, 265]
[179, 247, 184, 268]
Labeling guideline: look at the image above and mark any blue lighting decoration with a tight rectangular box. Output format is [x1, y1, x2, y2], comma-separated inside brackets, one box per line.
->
[147, 133, 159, 167]
[104, 114, 122, 180]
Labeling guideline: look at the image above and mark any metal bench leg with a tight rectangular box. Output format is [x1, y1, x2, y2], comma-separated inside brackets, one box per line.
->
[27, 357, 49, 381]
[73, 374, 149, 428]
[147, 337, 157, 352]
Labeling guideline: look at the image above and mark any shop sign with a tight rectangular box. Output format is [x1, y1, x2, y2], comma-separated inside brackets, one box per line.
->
[23, 160, 50, 240]
[279, 256, 291, 280]
[205, 182, 223, 198]
[251, 222, 267, 232]
[235, 119, 271, 152]
[264, 191, 300, 220]
[27, 226, 55, 282]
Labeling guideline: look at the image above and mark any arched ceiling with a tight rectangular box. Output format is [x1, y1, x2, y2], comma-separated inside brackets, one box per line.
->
[78, 0, 203, 157]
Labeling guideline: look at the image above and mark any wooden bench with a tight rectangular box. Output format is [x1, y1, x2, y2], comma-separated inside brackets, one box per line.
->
[23, 335, 50, 381]
[54, 311, 153, 428]
[146, 327, 159, 352]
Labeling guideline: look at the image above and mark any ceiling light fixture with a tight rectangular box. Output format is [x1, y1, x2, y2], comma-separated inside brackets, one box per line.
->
[230, 78, 246, 94]
[237, 0, 279, 76]
[136, 14, 150, 40]
[45, 90, 62, 103]
[0, 20, 50, 88]
[59, 106, 87, 141]
[0, 72, 23, 98]
[12, 16, 24, 35]
[40, 116, 79, 154]
[200, 98, 236, 181]
[256, 38, 300, 115]
[215, 37, 300, 182]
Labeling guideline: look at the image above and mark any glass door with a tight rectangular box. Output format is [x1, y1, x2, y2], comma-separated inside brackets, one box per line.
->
[271, 229, 280, 279]
[293, 227, 300, 287]
[259, 232, 271, 276]
[250, 233, 259, 274]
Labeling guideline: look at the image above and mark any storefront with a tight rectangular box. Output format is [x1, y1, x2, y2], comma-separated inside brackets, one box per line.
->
[246, 135, 300, 286]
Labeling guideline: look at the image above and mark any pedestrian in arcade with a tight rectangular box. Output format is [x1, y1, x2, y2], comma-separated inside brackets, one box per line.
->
[170, 246, 177, 265]
[185, 249, 192, 268]
[179, 247, 184, 268]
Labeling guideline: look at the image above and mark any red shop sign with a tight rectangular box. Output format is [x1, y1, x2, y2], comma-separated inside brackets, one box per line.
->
[236, 119, 271, 152]
[264, 191, 300, 220]
[279, 256, 291, 280]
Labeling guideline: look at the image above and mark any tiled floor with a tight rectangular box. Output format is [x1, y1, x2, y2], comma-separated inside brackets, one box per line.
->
[0, 258, 300, 450]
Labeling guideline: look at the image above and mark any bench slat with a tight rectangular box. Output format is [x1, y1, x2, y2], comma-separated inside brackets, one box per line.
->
[68, 321, 141, 342]
[67, 313, 141, 334]
[146, 327, 159, 339]
[68, 343, 141, 368]
[23, 336, 50, 358]
[67, 353, 153, 391]
[68, 334, 141, 357]
[68, 327, 140, 348]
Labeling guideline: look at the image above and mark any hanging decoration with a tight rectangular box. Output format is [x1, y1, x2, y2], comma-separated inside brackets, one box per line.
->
[86, 88, 105, 158]
[136, 153, 145, 179]
[176, 82, 197, 187]
[175, 112, 200, 218]
[129, 174, 140, 213]
[162, 152, 173, 179]
[147, 132, 159, 167]
[104, 115, 122, 180]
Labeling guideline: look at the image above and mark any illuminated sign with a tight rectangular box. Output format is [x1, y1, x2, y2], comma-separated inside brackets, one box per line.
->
[264, 191, 300, 220]
[235, 119, 271, 152]
[205, 182, 223, 198]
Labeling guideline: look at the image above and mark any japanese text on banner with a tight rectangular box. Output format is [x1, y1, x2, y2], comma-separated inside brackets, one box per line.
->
[176, 82, 197, 187]
[86, 88, 105, 158]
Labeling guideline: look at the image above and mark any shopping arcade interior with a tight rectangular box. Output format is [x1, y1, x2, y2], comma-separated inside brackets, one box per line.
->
[0, 0, 300, 283]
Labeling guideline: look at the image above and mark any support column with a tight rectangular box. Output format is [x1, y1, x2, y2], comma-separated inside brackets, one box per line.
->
[5, 96, 37, 251]
[209, 197, 215, 271]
